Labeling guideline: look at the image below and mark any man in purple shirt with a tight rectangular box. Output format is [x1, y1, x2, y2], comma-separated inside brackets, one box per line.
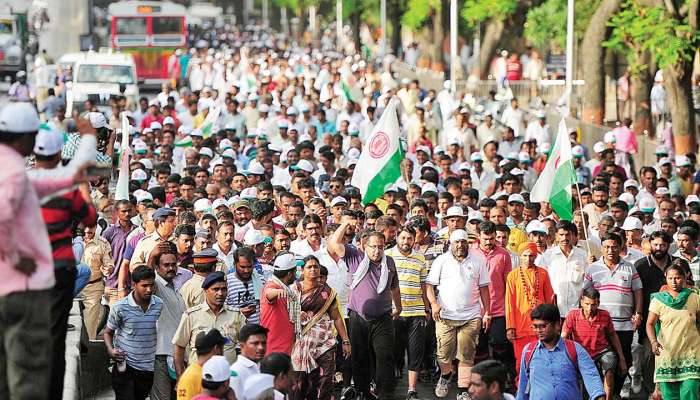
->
[328, 215, 402, 400]
[102, 199, 136, 296]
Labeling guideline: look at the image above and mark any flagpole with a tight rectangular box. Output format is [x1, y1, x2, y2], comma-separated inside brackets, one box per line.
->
[573, 181, 593, 258]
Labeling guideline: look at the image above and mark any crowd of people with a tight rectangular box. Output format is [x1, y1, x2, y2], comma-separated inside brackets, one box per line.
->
[2, 25, 700, 400]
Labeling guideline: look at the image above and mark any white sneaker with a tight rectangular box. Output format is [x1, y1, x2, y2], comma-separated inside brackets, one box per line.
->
[435, 377, 450, 398]
[456, 392, 472, 400]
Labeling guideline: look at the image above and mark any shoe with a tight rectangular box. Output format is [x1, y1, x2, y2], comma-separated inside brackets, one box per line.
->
[630, 375, 643, 394]
[456, 392, 472, 400]
[340, 386, 357, 400]
[620, 384, 630, 399]
[435, 377, 451, 398]
[406, 390, 419, 400]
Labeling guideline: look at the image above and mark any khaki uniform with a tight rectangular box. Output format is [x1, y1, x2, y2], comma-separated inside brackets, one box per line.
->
[81, 237, 114, 340]
[179, 274, 206, 309]
[172, 301, 244, 366]
[130, 232, 173, 271]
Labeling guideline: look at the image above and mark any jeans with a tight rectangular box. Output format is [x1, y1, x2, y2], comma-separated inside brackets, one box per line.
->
[0, 289, 52, 400]
[112, 365, 154, 400]
[349, 310, 396, 399]
[393, 316, 426, 372]
[73, 263, 92, 296]
[49, 266, 77, 400]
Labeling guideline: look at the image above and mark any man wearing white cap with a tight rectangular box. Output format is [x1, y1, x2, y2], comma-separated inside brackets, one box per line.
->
[470, 152, 496, 197]
[669, 155, 693, 197]
[584, 142, 606, 173]
[572, 145, 592, 186]
[426, 229, 491, 399]
[620, 217, 645, 265]
[524, 110, 550, 147]
[199, 355, 234, 399]
[260, 253, 301, 356]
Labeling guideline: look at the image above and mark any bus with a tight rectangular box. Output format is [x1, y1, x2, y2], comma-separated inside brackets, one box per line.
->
[108, 1, 186, 85]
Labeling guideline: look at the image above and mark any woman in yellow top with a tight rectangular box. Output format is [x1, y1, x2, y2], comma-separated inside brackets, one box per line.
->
[505, 242, 555, 378]
[646, 262, 700, 400]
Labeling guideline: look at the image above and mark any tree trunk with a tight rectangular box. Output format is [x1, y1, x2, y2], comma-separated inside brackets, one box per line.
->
[432, 6, 444, 70]
[665, 63, 697, 153]
[630, 51, 652, 136]
[390, 0, 402, 56]
[580, 0, 620, 125]
[475, 18, 504, 79]
[351, 10, 361, 53]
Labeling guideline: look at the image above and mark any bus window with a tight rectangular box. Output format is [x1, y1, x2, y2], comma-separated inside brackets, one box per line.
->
[76, 65, 135, 85]
[0, 19, 14, 34]
[115, 17, 147, 35]
[152, 17, 182, 34]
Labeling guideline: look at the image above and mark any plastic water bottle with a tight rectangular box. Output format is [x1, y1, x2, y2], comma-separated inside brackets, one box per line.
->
[116, 348, 126, 372]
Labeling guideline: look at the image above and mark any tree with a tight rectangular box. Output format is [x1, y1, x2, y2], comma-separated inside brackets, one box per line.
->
[402, 0, 445, 68]
[523, 0, 600, 48]
[580, 0, 620, 125]
[605, 0, 699, 152]
[461, 0, 518, 78]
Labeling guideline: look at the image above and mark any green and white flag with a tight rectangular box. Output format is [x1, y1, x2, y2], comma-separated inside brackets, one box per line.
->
[340, 64, 362, 103]
[350, 100, 404, 205]
[201, 106, 221, 138]
[530, 118, 577, 220]
[175, 135, 193, 147]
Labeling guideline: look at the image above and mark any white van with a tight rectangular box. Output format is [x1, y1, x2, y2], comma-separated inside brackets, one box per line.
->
[66, 51, 139, 116]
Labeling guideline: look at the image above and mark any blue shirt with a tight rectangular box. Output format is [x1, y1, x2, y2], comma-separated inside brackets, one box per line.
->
[107, 292, 163, 372]
[516, 338, 605, 400]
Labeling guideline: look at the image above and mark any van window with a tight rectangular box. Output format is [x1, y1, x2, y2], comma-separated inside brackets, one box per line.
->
[76, 64, 135, 84]
[115, 17, 147, 35]
[152, 17, 182, 34]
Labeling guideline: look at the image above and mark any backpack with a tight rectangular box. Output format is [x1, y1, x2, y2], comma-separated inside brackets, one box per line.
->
[523, 338, 580, 394]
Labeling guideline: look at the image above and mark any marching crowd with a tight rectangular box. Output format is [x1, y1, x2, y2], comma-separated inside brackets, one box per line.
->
[2, 26, 700, 400]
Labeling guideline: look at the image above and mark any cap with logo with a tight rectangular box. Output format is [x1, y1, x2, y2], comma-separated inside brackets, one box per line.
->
[201, 355, 231, 384]
[34, 124, 64, 156]
[508, 194, 525, 204]
[273, 253, 297, 271]
[526, 220, 548, 235]
[131, 169, 148, 181]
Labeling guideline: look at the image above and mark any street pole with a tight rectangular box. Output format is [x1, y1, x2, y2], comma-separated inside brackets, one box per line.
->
[450, 0, 457, 93]
[336, 0, 343, 51]
[309, 6, 316, 43]
[262, 0, 269, 28]
[565, 0, 574, 115]
[281, 6, 288, 36]
[380, 0, 387, 57]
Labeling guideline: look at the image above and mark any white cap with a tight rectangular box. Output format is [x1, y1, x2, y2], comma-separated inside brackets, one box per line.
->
[244, 230, 266, 246]
[87, 112, 109, 129]
[331, 196, 348, 207]
[243, 374, 275, 400]
[572, 145, 585, 158]
[593, 141, 606, 153]
[510, 168, 524, 176]
[194, 198, 212, 213]
[292, 159, 314, 173]
[202, 356, 230, 383]
[33, 124, 63, 156]
[140, 158, 153, 170]
[506, 152, 518, 161]
[686, 195, 700, 205]
[240, 187, 258, 199]
[467, 210, 484, 222]
[657, 157, 672, 166]
[623, 179, 639, 190]
[655, 187, 670, 196]
[448, 137, 462, 147]
[190, 129, 204, 137]
[163, 116, 175, 126]
[603, 131, 616, 144]
[222, 148, 236, 159]
[619, 192, 635, 208]
[416, 146, 432, 156]
[676, 155, 691, 167]
[248, 93, 260, 101]
[133, 140, 148, 153]
[434, 145, 445, 154]
[621, 216, 643, 231]
[149, 121, 162, 130]
[133, 189, 153, 203]
[445, 206, 466, 219]
[273, 253, 297, 271]
[347, 148, 361, 161]
[212, 198, 228, 210]
[655, 145, 669, 155]
[148, 99, 160, 107]
[0, 102, 40, 133]
[470, 152, 483, 162]
[508, 194, 525, 204]
[449, 229, 469, 243]
[286, 106, 298, 115]
[219, 138, 233, 150]
[247, 163, 265, 175]
[259, 104, 270, 113]
[199, 147, 214, 158]
[130, 169, 147, 181]
[639, 197, 656, 212]
[526, 220, 548, 235]
[498, 159, 510, 168]
[421, 183, 438, 194]
[518, 152, 531, 162]
[459, 161, 471, 171]
[539, 142, 551, 154]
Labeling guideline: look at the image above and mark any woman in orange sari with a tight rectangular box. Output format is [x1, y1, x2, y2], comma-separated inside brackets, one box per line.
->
[290, 255, 350, 400]
[505, 242, 556, 378]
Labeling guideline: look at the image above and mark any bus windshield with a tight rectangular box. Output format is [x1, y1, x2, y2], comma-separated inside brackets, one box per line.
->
[76, 64, 135, 84]
[152, 17, 182, 34]
[115, 17, 147, 35]
[0, 19, 14, 35]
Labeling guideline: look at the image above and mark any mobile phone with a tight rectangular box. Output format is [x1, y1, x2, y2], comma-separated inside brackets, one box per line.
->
[86, 165, 112, 178]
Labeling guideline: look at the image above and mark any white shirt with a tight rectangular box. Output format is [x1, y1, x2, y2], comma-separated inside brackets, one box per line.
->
[622, 247, 645, 265]
[540, 245, 588, 316]
[214, 242, 238, 272]
[470, 167, 496, 197]
[524, 122, 551, 146]
[230, 355, 260, 399]
[426, 251, 490, 321]
[501, 107, 525, 137]
[290, 238, 326, 258]
[314, 247, 350, 317]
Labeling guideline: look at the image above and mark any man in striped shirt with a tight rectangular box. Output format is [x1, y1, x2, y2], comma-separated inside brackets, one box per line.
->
[105, 266, 163, 400]
[385, 225, 429, 400]
[583, 232, 643, 391]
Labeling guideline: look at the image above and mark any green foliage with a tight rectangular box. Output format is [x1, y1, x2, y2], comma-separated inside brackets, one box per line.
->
[604, 0, 700, 70]
[461, 0, 518, 26]
[401, 0, 441, 29]
[523, 0, 600, 48]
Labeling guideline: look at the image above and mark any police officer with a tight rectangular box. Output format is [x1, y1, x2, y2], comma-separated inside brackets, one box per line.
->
[172, 271, 244, 378]
[179, 248, 219, 309]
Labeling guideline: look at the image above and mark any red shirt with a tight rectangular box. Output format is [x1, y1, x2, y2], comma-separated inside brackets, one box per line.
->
[474, 246, 512, 317]
[563, 308, 614, 357]
[140, 114, 164, 130]
[506, 59, 522, 81]
[260, 281, 295, 355]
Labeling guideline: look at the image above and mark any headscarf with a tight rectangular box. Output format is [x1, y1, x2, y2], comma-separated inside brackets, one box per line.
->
[517, 241, 539, 256]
